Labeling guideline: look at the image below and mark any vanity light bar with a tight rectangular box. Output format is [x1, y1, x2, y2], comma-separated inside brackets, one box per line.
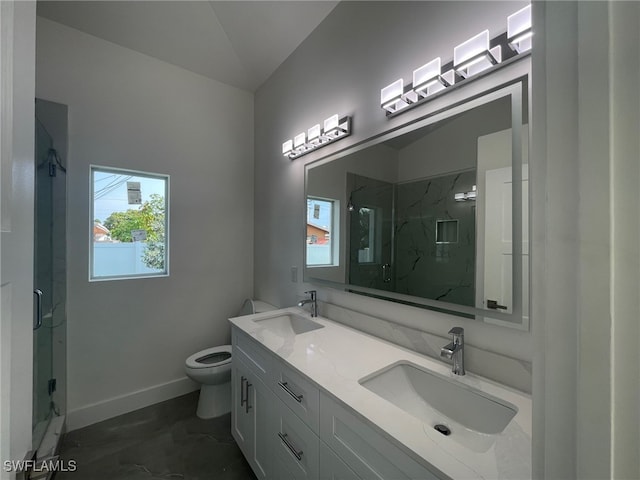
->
[283, 114, 351, 160]
[380, 4, 532, 117]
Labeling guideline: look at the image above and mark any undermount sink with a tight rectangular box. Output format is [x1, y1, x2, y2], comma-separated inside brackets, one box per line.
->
[359, 361, 517, 436]
[253, 313, 324, 337]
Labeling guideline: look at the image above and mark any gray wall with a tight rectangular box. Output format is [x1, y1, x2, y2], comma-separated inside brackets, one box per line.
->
[254, 1, 532, 391]
[36, 17, 255, 429]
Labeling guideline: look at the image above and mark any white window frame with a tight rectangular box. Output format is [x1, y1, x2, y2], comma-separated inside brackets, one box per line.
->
[89, 165, 170, 281]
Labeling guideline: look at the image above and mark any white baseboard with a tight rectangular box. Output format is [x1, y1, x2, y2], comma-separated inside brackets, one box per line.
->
[66, 377, 199, 431]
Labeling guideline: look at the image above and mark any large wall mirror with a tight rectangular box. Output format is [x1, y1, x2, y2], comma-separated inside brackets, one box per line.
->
[304, 63, 530, 329]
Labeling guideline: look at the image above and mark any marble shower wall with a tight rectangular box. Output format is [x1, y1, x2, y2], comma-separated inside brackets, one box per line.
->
[394, 170, 477, 307]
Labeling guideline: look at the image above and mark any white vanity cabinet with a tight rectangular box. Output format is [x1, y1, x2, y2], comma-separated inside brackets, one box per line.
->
[231, 325, 443, 480]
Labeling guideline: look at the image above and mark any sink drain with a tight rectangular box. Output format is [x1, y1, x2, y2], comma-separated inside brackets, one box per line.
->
[434, 424, 451, 436]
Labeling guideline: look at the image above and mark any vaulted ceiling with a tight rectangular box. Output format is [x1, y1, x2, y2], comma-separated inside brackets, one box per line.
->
[37, 1, 339, 92]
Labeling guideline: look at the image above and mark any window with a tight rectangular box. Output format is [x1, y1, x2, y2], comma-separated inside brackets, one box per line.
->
[306, 197, 336, 266]
[90, 166, 169, 280]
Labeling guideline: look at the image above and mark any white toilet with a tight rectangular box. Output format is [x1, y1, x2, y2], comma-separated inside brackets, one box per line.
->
[184, 298, 276, 419]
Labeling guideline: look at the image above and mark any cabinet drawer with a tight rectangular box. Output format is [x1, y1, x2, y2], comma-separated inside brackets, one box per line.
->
[273, 361, 320, 433]
[274, 401, 319, 480]
[319, 393, 441, 480]
[233, 329, 272, 382]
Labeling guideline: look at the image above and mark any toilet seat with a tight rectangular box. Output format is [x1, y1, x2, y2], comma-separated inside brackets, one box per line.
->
[186, 345, 232, 370]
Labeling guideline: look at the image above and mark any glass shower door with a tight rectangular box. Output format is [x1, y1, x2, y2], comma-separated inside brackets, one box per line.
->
[347, 173, 394, 291]
[33, 120, 54, 449]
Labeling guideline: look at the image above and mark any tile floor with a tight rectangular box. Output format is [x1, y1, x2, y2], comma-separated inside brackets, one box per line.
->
[54, 392, 256, 480]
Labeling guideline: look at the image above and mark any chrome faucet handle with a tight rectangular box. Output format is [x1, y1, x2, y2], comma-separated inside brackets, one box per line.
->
[448, 326, 464, 336]
[443, 326, 465, 376]
[300, 290, 318, 317]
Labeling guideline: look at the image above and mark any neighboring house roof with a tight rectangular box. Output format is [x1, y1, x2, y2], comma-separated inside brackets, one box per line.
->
[94, 223, 110, 235]
[306, 222, 330, 234]
[93, 223, 113, 242]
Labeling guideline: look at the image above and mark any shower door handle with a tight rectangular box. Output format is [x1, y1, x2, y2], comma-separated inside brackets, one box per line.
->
[33, 289, 43, 330]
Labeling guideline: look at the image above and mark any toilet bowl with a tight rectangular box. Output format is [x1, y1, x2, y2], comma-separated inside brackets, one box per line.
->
[185, 345, 233, 419]
[185, 299, 276, 419]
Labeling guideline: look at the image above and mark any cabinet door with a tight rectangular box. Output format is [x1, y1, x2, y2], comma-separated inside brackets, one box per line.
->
[232, 355, 273, 479]
[319, 441, 361, 480]
[249, 371, 273, 479]
[231, 354, 252, 457]
[319, 393, 440, 480]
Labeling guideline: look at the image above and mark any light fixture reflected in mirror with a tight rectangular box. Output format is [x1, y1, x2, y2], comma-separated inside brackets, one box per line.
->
[455, 185, 477, 202]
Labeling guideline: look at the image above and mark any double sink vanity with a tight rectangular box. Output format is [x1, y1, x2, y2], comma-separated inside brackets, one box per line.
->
[229, 307, 531, 479]
[231, 51, 533, 479]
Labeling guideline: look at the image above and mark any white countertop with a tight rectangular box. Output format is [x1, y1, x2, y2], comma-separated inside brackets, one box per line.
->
[229, 307, 532, 480]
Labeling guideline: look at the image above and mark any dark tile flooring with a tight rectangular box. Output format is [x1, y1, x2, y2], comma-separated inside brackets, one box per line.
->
[55, 392, 257, 480]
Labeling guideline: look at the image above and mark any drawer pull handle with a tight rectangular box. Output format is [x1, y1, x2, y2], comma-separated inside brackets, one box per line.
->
[278, 432, 303, 461]
[278, 382, 303, 403]
[245, 381, 252, 414]
[240, 376, 247, 407]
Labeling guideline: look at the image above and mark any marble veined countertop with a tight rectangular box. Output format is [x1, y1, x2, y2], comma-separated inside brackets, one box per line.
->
[229, 307, 531, 480]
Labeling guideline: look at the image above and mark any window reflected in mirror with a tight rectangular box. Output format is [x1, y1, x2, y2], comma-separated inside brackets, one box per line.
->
[306, 197, 336, 267]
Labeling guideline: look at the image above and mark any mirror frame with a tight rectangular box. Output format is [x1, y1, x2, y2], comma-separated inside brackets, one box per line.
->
[303, 57, 531, 330]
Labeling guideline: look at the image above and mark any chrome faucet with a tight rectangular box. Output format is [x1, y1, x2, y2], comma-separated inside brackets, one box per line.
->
[440, 327, 465, 375]
[297, 290, 318, 317]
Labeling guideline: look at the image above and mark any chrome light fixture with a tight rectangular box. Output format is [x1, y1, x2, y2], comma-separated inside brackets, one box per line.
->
[379, 5, 531, 118]
[453, 30, 502, 79]
[293, 132, 307, 156]
[381, 79, 414, 114]
[323, 114, 350, 139]
[507, 4, 532, 54]
[282, 139, 293, 157]
[413, 58, 455, 98]
[283, 114, 351, 160]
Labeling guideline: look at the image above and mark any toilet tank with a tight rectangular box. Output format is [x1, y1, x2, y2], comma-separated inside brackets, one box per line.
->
[237, 299, 277, 316]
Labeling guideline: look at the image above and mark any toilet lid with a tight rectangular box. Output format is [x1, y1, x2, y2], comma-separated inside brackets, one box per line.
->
[186, 345, 232, 369]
